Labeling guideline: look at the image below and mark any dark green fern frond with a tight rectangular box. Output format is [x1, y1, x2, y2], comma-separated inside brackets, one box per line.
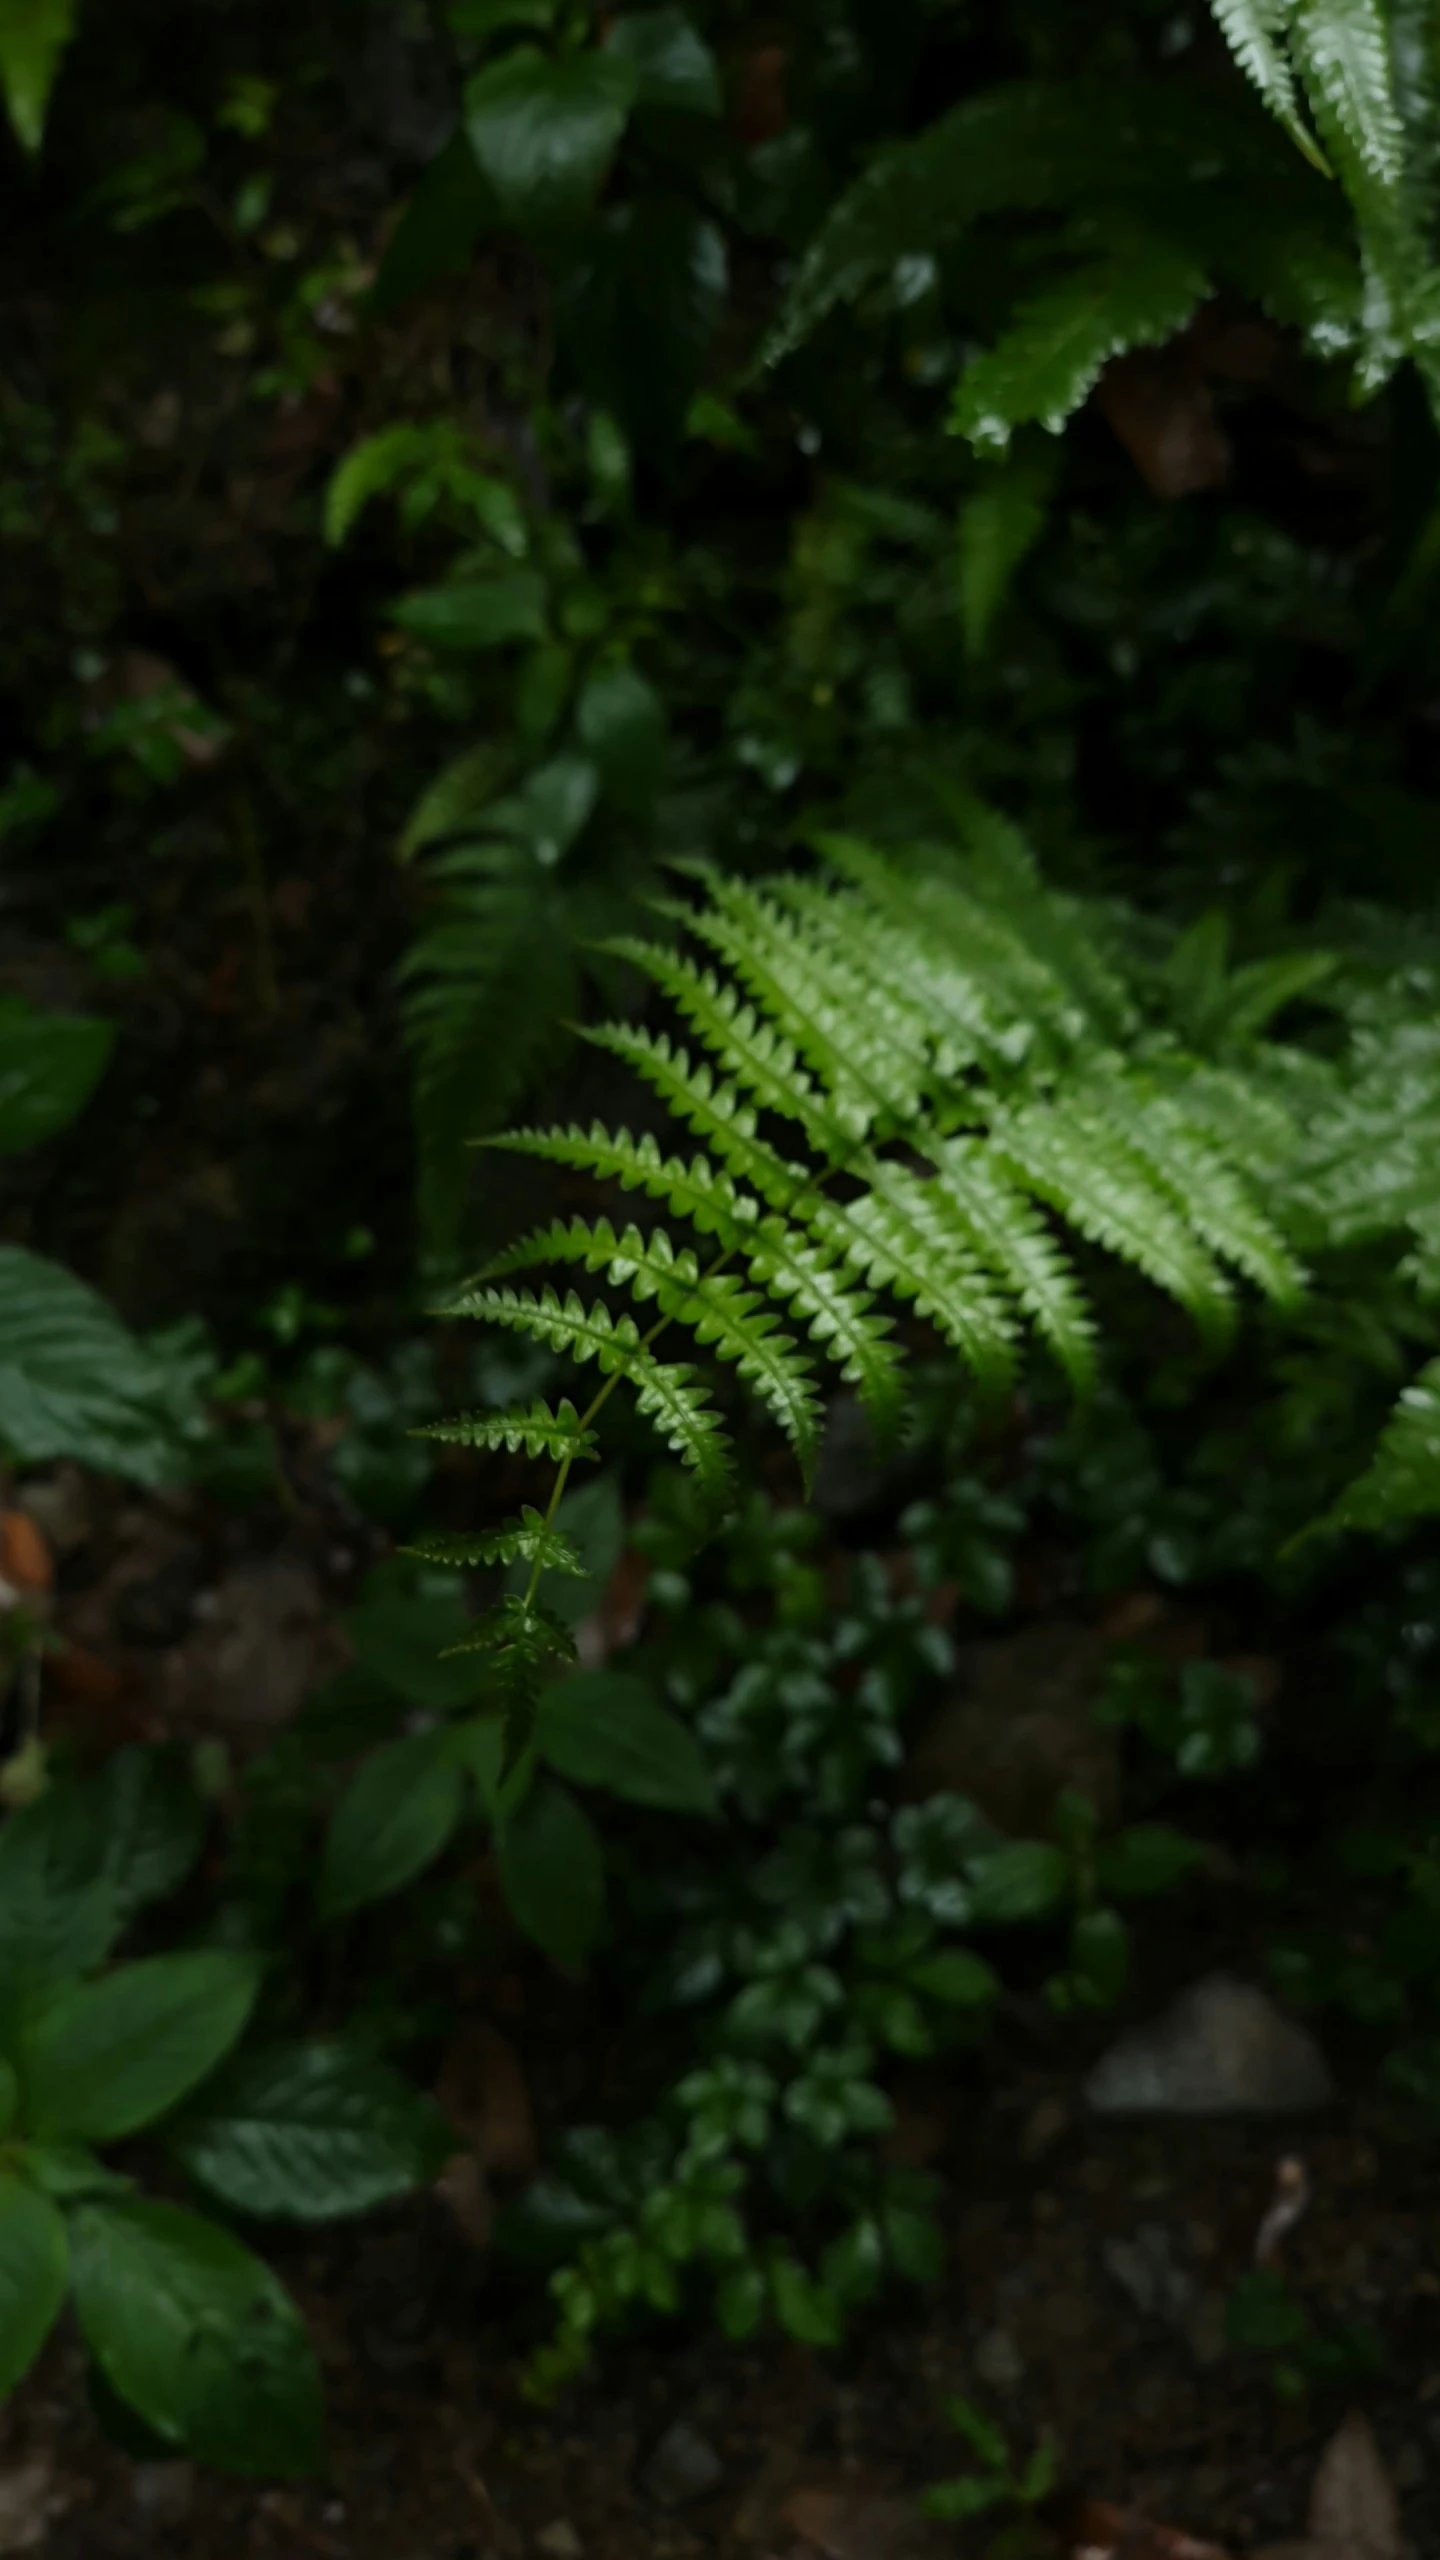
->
[1322, 1357, 1440, 1533]
[409, 1509, 589, 1575]
[447, 1284, 732, 1499]
[415, 1396, 599, 1463]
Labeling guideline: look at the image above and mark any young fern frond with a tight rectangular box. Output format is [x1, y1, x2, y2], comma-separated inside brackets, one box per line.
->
[409, 1510, 589, 1575]
[475, 1217, 823, 1479]
[443, 1284, 733, 1499]
[415, 1396, 599, 1463]
[1208, 0, 1329, 170]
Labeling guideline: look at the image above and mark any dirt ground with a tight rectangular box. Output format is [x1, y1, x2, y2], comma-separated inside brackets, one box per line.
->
[6, 2060, 1436, 2560]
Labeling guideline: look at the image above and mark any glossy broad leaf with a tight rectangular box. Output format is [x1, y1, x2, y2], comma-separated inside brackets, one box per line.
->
[21, 1951, 260, 2142]
[320, 1730, 466, 1917]
[71, 2198, 322, 2475]
[170, 2040, 454, 2222]
[464, 46, 637, 237]
[538, 1671, 717, 1814]
[497, 1776, 605, 1971]
[0, 2172, 68, 2394]
[0, 998, 112, 1154]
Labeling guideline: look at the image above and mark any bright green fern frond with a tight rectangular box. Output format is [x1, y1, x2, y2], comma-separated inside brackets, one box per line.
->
[598, 934, 858, 1151]
[932, 1138, 1098, 1393]
[948, 226, 1208, 456]
[813, 1171, 1021, 1395]
[1319, 1356, 1440, 1533]
[582, 1025, 818, 1212]
[995, 1097, 1237, 1344]
[1289, 0, 1406, 192]
[452, 1285, 732, 1498]
[816, 830, 1097, 1067]
[489, 1121, 762, 1246]
[683, 876, 940, 1135]
[1209, 0, 1330, 169]
[487, 1121, 905, 1430]
[415, 1396, 599, 1463]
[1075, 1070, 1307, 1308]
[409, 1509, 588, 1575]
[466, 1218, 822, 1477]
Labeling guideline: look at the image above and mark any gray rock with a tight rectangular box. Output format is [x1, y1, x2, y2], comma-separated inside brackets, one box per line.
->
[640, 2420, 725, 2509]
[973, 2327, 1024, 2392]
[1084, 1974, 1334, 2117]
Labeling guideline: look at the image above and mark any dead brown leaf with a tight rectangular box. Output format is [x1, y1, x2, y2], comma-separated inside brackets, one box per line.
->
[781, 2488, 947, 2560]
[436, 2019, 536, 2179]
[1064, 2500, 1232, 2558]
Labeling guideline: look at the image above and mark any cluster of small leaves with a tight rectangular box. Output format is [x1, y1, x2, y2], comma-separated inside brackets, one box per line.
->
[486, 1493, 1204, 2388]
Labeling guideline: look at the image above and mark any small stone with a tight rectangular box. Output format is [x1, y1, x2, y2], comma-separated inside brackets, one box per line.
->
[1084, 1975, 1334, 2117]
[131, 2462, 197, 2533]
[973, 2327, 1024, 2392]
[641, 2422, 725, 2509]
[536, 2524, 583, 2558]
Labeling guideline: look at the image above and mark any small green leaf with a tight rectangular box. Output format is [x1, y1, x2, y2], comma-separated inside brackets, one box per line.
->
[821, 2215, 884, 2306]
[0, 2171, 67, 2394]
[320, 1732, 466, 1917]
[602, 9, 721, 116]
[947, 2396, 1010, 2469]
[0, 998, 112, 1153]
[15, 2141, 130, 2203]
[957, 445, 1058, 659]
[391, 573, 548, 652]
[21, 1951, 260, 2142]
[170, 2041, 454, 2222]
[769, 2253, 843, 2347]
[497, 1776, 605, 1972]
[921, 2476, 1005, 2521]
[368, 130, 498, 318]
[464, 45, 637, 237]
[714, 2260, 766, 2339]
[576, 661, 668, 805]
[968, 1842, 1070, 1922]
[1097, 1824, 1203, 1900]
[908, 1947, 1001, 2008]
[0, 0, 78, 153]
[72, 2198, 322, 2475]
[882, 2200, 945, 2285]
[538, 1672, 717, 1814]
[1065, 1906, 1129, 2008]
